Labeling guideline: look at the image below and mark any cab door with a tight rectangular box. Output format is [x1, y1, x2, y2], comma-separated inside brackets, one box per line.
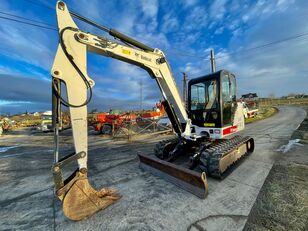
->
[221, 73, 236, 127]
[189, 78, 220, 127]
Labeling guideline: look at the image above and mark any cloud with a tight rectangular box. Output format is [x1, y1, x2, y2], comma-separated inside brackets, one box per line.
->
[0, 74, 50, 103]
[0, 65, 24, 77]
[0, 25, 54, 68]
[214, 26, 224, 35]
[209, 0, 227, 20]
[95, 60, 161, 101]
[77, 54, 162, 110]
[183, 6, 208, 31]
[0, 101, 50, 115]
[0, 3, 56, 71]
[1, 0, 308, 114]
[140, 0, 159, 18]
[0, 74, 51, 114]
[0, 71, 161, 115]
[218, 45, 308, 98]
[181, 0, 199, 8]
[89, 91, 158, 112]
[180, 0, 308, 98]
[161, 13, 179, 33]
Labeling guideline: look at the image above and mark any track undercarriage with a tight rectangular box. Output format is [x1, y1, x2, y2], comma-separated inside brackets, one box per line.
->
[138, 135, 254, 198]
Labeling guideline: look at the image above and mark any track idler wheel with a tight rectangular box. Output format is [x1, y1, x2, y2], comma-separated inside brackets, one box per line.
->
[56, 169, 120, 221]
[246, 138, 255, 154]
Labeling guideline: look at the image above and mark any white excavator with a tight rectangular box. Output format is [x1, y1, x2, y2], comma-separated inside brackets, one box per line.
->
[51, 1, 254, 221]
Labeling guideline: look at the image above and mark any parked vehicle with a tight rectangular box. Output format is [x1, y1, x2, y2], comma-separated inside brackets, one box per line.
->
[40, 111, 52, 132]
[243, 102, 259, 118]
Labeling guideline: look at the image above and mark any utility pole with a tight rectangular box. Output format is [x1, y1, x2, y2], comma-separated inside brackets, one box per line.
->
[182, 72, 187, 108]
[210, 49, 216, 73]
[140, 79, 143, 111]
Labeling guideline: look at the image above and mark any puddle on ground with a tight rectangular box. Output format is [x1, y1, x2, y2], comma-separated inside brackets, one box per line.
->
[0, 146, 18, 153]
[276, 139, 303, 153]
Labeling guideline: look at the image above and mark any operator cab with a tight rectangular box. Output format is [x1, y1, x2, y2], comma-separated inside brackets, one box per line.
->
[188, 70, 237, 129]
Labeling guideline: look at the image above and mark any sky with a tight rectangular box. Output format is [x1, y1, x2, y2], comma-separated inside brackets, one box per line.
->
[0, 0, 307, 114]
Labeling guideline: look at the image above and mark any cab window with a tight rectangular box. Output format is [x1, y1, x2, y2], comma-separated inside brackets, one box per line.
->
[221, 74, 232, 125]
[190, 79, 217, 110]
[230, 74, 236, 101]
[221, 75, 231, 103]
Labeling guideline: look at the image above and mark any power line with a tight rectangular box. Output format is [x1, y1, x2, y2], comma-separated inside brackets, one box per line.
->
[215, 31, 308, 60]
[167, 31, 308, 60]
[212, 36, 308, 64]
[23, 0, 308, 59]
[23, 0, 113, 29]
[22, 0, 54, 11]
[4, 2, 308, 61]
[0, 11, 56, 28]
[1, 11, 308, 61]
[0, 15, 57, 31]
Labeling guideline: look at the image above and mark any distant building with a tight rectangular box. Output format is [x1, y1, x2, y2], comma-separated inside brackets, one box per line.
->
[282, 94, 308, 99]
[241, 93, 258, 100]
[295, 94, 307, 99]
[241, 93, 259, 110]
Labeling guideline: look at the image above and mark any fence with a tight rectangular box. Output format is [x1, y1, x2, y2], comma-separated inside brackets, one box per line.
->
[107, 118, 173, 140]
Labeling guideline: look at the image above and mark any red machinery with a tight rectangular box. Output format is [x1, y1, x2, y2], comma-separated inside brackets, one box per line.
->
[140, 101, 165, 120]
[94, 111, 137, 134]
[94, 102, 165, 134]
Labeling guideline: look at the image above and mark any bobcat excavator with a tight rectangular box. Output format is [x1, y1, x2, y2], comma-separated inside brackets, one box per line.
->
[51, 1, 254, 221]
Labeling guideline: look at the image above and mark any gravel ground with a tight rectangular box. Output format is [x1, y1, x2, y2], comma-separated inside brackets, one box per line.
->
[0, 106, 306, 231]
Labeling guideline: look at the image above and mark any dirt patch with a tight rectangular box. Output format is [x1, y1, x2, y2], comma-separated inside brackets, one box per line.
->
[291, 116, 308, 143]
[245, 107, 278, 124]
[244, 107, 308, 231]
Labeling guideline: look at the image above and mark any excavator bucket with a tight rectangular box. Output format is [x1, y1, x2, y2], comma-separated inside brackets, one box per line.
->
[138, 154, 208, 199]
[54, 167, 120, 221]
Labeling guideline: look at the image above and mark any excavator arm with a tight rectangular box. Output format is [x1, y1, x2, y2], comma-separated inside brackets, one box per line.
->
[51, 1, 197, 221]
[52, 1, 190, 136]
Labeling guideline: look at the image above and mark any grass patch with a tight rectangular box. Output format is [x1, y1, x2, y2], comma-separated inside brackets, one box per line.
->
[259, 98, 308, 106]
[245, 108, 308, 231]
[244, 164, 308, 231]
[245, 107, 278, 124]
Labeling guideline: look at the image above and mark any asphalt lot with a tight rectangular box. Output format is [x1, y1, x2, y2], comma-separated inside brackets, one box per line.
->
[0, 106, 306, 231]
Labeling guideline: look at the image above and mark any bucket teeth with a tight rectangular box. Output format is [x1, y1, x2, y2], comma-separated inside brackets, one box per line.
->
[58, 170, 120, 221]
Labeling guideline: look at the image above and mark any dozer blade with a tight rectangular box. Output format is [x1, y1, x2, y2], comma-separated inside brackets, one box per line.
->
[138, 154, 208, 199]
[55, 169, 120, 221]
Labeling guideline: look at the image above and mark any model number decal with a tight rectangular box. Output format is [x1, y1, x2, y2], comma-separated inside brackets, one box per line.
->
[204, 123, 215, 127]
[122, 49, 131, 55]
